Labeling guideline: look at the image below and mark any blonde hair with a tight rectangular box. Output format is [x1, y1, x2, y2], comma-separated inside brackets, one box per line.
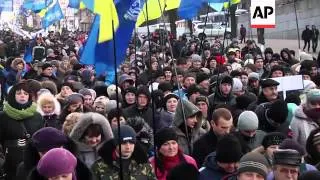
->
[63, 112, 82, 136]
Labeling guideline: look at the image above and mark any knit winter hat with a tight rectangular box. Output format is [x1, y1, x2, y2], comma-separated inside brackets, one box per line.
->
[158, 82, 173, 93]
[279, 139, 306, 156]
[262, 132, 286, 149]
[113, 125, 136, 144]
[273, 149, 302, 166]
[216, 134, 242, 163]
[237, 111, 259, 131]
[196, 72, 209, 84]
[187, 84, 201, 97]
[238, 152, 269, 178]
[266, 100, 288, 124]
[191, 54, 202, 62]
[42, 63, 53, 71]
[155, 128, 178, 149]
[37, 148, 77, 178]
[232, 78, 243, 93]
[41, 81, 58, 95]
[306, 89, 320, 104]
[312, 132, 320, 146]
[79, 88, 92, 97]
[195, 96, 209, 106]
[66, 93, 84, 105]
[166, 163, 199, 180]
[248, 72, 259, 80]
[136, 86, 151, 101]
[298, 171, 320, 180]
[32, 127, 68, 152]
[107, 108, 124, 122]
[123, 86, 137, 96]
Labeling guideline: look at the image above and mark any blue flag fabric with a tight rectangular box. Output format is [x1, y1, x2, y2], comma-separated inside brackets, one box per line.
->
[24, 44, 33, 63]
[209, 3, 224, 11]
[23, 0, 53, 12]
[80, 0, 144, 85]
[178, 0, 205, 19]
[0, 0, 13, 12]
[42, 1, 64, 28]
[68, 0, 80, 8]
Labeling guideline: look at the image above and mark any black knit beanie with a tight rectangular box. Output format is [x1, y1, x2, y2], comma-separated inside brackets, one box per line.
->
[267, 100, 288, 124]
[216, 134, 242, 163]
[155, 128, 178, 149]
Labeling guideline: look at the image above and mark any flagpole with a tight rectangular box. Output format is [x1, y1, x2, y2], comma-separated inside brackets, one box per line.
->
[293, 0, 301, 49]
[111, 18, 124, 180]
[155, 0, 191, 154]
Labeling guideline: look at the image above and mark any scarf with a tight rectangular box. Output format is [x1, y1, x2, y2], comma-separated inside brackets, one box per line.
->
[162, 154, 181, 171]
[3, 102, 37, 121]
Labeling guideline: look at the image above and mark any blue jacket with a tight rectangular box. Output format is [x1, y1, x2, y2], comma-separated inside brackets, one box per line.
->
[199, 152, 233, 180]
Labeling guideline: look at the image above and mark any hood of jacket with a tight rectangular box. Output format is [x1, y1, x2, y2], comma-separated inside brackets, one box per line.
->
[203, 152, 220, 172]
[173, 99, 202, 131]
[215, 75, 233, 99]
[294, 105, 311, 121]
[36, 93, 61, 116]
[70, 112, 113, 142]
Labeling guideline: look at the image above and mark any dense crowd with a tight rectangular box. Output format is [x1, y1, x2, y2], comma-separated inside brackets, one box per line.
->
[0, 28, 320, 180]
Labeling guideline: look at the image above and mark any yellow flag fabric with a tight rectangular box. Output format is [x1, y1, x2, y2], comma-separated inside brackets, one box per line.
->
[224, 0, 241, 9]
[94, 0, 119, 43]
[38, 9, 47, 18]
[136, 0, 181, 27]
[80, 1, 86, 9]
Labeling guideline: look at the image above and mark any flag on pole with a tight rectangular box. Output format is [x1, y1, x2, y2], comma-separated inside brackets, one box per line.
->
[178, 0, 205, 19]
[23, 0, 53, 12]
[68, 0, 80, 8]
[80, 0, 145, 84]
[136, 0, 180, 27]
[41, 1, 64, 28]
[82, 0, 119, 43]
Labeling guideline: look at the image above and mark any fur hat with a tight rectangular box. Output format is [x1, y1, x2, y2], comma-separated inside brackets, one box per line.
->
[11, 58, 25, 70]
[41, 81, 58, 95]
[36, 92, 61, 116]
[70, 112, 113, 142]
[62, 112, 82, 136]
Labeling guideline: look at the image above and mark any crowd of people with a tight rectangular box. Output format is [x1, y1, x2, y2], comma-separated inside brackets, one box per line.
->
[0, 27, 320, 180]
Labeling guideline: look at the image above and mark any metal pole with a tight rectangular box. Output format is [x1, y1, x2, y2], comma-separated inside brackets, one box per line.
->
[293, 0, 301, 49]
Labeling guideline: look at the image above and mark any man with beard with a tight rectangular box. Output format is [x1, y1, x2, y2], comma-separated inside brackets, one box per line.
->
[291, 89, 320, 150]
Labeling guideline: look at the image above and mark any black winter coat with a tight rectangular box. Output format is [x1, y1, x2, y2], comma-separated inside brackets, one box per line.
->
[0, 111, 43, 180]
[123, 105, 154, 128]
[192, 130, 218, 167]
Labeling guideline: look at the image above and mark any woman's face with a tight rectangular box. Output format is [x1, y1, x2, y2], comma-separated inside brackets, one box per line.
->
[159, 140, 179, 157]
[85, 134, 102, 147]
[16, 63, 24, 71]
[15, 89, 29, 104]
[111, 116, 126, 128]
[61, 86, 73, 97]
[95, 104, 106, 114]
[125, 92, 136, 104]
[186, 115, 198, 129]
[48, 173, 73, 180]
[42, 103, 55, 114]
[166, 98, 178, 113]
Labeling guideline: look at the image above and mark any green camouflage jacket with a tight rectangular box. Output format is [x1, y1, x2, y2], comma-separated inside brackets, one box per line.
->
[92, 158, 156, 180]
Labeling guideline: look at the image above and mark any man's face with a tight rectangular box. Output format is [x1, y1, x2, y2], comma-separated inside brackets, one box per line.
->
[197, 101, 208, 116]
[211, 118, 233, 136]
[273, 165, 299, 180]
[220, 83, 232, 96]
[271, 70, 284, 78]
[241, 75, 248, 85]
[183, 77, 195, 89]
[240, 130, 257, 137]
[217, 162, 239, 173]
[238, 172, 264, 180]
[262, 86, 278, 101]
[255, 59, 264, 69]
[186, 115, 198, 129]
[193, 61, 202, 69]
[265, 53, 272, 60]
[311, 66, 318, 77]
[84, 95, 93, 106]
[137, 94, 148, 108]
[116, 142, 135, 159]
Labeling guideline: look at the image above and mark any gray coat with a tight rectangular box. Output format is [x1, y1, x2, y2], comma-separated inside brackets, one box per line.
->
[70, 112, 113, 167]
[290, 105, 319, 150]
[173, 99, 205, 155]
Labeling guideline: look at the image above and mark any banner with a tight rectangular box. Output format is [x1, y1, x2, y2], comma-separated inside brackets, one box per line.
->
[250, 0, 275, 28]
[42, 1, 64, 28]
